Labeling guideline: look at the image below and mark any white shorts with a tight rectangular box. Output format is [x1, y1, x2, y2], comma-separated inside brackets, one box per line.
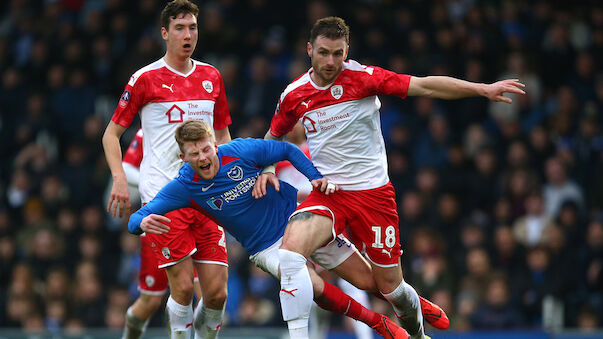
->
[249, 234, 358, 279]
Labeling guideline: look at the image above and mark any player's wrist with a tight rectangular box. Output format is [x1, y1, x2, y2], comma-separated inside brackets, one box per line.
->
[261, 164, 276, 175]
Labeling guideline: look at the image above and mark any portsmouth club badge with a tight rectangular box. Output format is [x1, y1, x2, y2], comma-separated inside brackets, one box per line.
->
[331, 85, 343, 100]
[227, 165, 244, 181]
[203, 80, 213, 93]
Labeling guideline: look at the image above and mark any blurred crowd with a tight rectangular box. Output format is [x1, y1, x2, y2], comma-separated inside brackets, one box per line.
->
[0, 0, 602, 334]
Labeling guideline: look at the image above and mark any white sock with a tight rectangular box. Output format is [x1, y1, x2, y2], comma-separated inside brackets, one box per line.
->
[278, 249, 313, 339]
[382, 279, 425, 339]
[166, 296, 193, 339]
[193, 302, 224, 339]
[338, 279, 372, 339]
[122, 306, 149, 339]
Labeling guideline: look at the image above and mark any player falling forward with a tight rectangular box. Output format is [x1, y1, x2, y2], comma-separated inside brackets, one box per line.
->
[102, 1, 231, 338]
[263, 16, 524, 339]
[109, 129, 205, 339]
[129, 120, 410, 339]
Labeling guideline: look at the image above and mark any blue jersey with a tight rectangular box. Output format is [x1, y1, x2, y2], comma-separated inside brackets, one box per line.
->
[128, 138, 322, 255]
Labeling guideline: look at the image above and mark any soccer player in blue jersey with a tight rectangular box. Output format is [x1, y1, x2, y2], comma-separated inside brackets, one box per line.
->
[128, 120, 409, 339]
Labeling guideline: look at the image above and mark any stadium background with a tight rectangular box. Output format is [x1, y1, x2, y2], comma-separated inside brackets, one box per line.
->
[0, 0, 602, 337]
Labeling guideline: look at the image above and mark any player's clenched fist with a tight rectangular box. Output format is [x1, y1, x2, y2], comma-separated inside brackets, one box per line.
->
[140, 214, 171, 234]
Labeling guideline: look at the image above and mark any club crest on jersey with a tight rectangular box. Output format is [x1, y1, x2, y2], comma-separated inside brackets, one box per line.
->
[207, 197, 224, 210]
[227, 165, 244, 181]
[145, 275, 155, 287]
[202, 80, 213, 93]
[119, 90, 131, 108]
[331, 85, 343, 100]
[161, 247, 171, 259]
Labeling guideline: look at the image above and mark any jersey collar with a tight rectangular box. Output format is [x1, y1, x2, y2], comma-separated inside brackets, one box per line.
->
[162, 57, 197, 77]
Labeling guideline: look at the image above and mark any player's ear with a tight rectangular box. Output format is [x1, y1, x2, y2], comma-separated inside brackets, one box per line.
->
[179, 153, 185, 161]
[161, 27, 168, 41]
[344, 45, 349, 59]
[307, 41, 312, 58]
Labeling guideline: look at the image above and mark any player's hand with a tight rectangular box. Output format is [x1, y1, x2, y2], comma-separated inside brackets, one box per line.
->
[252, 173, 280, 199]
[108, 174, 131, 218]
[140, 214, 171, 234]
[312, 178, 338, 195]
[483, 79, 526, 104]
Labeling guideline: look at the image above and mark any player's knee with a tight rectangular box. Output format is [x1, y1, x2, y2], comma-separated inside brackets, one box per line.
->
[171, 277, 195, 301]
[204, 286, 227, 309]
[139, 294, 164, 312]
[376, 275, 403, 295]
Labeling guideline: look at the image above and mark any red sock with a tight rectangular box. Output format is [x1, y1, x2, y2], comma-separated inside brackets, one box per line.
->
[314, 281, 381, 327]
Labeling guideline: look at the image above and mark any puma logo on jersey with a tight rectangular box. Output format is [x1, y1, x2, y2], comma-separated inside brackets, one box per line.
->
[162, 83, 174, 93]
[382, 248, 392, 258]
[202, 183, 215, 192]
[300, 100, 311, 108]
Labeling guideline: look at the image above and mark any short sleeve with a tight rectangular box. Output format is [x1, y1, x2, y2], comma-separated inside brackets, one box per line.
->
[111, 75, 147, 128]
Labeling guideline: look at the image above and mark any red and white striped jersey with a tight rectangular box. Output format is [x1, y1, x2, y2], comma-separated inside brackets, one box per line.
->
[111, 58, 231, 203]
[270, 59, 410, 190]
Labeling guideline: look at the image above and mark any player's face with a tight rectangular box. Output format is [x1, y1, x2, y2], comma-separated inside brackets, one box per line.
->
[181, 138, 219, 180]
[308, 36, 348, 86]
[161, 12, 198, 59]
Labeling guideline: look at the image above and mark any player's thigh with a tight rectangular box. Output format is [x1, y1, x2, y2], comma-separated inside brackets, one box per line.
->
[329, 250, 377, 292]
[282, 212, 334, 257]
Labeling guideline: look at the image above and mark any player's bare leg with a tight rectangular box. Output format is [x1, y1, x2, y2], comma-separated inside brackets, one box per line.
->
[308, 266, 408, 339]
[165, 257, 195, 339]
[372, 260, 426, 339]
[123, 294, 163, 339]
[193, 262, 228, 339]
[331, 251, 449, 331]
[329, 251, 378, 292]
[279, 212, 333, 339]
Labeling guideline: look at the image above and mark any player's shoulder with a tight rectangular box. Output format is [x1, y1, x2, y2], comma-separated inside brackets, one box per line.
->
[219, 138, 255, 153]
[192, 59, 221, 75]
[280, 72, 312, 103]
[177, 163, 195, 181]
[342, 59, 376, 75]
[128, 58, 166, 86]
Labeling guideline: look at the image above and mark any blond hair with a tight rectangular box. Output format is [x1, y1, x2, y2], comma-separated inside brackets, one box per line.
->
[174, 120, 214, 153]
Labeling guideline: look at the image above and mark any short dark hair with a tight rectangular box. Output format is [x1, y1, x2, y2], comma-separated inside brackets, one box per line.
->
[309, 16, 350, 45]
[160, 0, 199, 31]
[175, 120, 214, 153]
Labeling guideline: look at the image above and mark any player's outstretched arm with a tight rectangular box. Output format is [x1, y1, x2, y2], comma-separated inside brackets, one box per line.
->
[408, 76, 525, 103]
[102, 121, 130, 218]
[127, 180, 189, 234]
